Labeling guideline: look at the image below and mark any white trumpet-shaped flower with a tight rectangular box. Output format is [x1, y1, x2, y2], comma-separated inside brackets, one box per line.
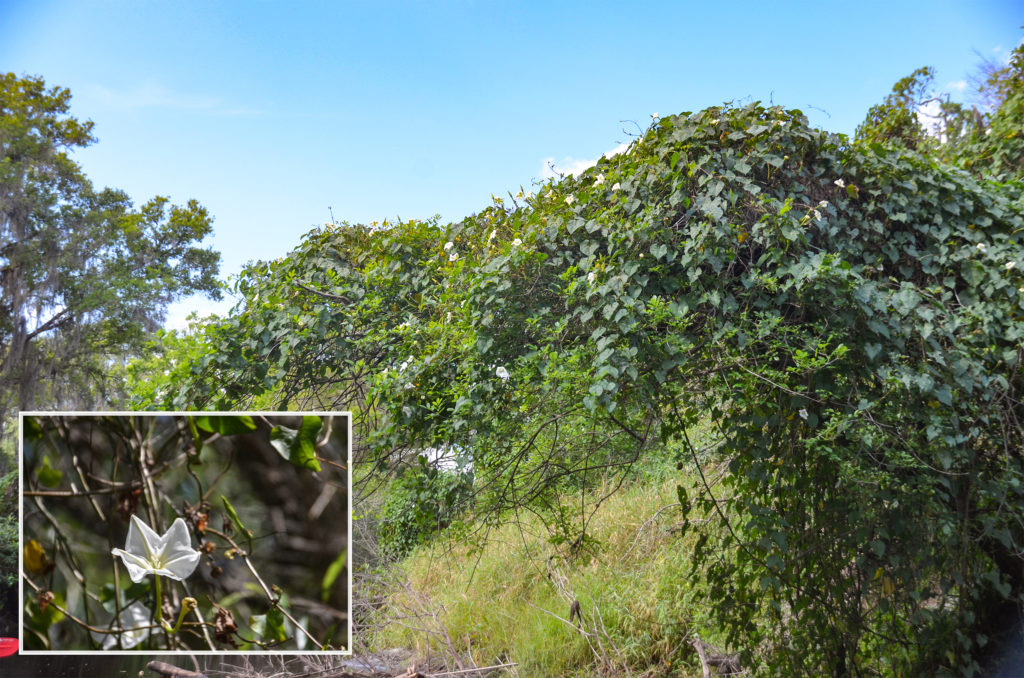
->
[111, 515, 200, 583]
[92, 600, 152, 649]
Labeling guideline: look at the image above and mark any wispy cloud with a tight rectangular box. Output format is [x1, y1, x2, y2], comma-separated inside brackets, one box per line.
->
[538, 142, 631, 180]
[991, 39, 1022, 66]
[947, 79, 968, 93]
[82, 82, 261, 116]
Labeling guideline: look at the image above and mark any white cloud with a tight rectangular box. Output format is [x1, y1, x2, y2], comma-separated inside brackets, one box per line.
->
[992, 42, 1020, 66]
[538, 142, 631, 180]
[916, 99, 945, 141]
[947, 79, 968, 93]
[603, 142, 631, 159]
[540, 155, 595, 179]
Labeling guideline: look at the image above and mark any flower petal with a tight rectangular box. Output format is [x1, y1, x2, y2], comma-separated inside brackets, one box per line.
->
[94, 601, 152, 649]
[111, 548, 156, 584]
[159, 551, 201, 581]
[154, 518, 201, 581]
[125, 514, 161, 561]
[114, 516, 200, 582]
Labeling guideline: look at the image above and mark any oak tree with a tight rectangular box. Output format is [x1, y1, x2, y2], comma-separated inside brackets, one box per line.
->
[0, 73, 222, 441]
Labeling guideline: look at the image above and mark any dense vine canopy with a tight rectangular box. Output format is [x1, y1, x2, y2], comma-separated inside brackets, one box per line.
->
[132, 50, 1024, 674]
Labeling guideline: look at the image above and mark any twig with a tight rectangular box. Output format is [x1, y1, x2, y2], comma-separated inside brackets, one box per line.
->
[147, 661, 209, 678]
[294, 281, 351, 303]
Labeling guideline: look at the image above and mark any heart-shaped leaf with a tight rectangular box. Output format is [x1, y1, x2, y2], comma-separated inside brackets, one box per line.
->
[269, 416, 322, 472]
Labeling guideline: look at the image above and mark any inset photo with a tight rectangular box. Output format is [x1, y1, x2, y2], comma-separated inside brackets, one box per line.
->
[19, 412, 350, 653]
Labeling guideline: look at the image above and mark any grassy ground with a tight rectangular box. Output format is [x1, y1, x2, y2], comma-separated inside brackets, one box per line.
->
[365, 462, 733, 677]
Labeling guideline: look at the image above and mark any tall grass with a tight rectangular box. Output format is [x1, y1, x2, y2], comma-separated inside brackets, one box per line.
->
[367, 466, 730, 676]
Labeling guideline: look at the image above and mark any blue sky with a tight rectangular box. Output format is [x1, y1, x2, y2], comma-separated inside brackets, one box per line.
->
[2, 1, 1020, 328]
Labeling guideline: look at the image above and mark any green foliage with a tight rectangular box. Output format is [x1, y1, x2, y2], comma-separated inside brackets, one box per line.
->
[119, 321, 228, 409]
[377, 456, 474, 560]
[375, 472, 719, 676]
[855, 45, 1024, 183]
[160, 64, 1023, 673]
[959, 42, 1024, 179]
[269, 415, 323, 472]
[194, 414, 257, 435]
[321, 548, 348, 603]
[856, 66, 938, 150]
[23, 414, 350, 650]
[0, 513, 16, 589]
[0, 73, 222, 436]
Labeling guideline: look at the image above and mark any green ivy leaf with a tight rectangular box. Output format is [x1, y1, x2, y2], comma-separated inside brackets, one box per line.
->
[250, 607, 288, 644]
[194, 415, 257, 435]
[269, 416, 323, 471]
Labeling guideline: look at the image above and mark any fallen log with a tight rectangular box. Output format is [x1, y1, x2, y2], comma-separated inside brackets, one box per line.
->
[692, 636, 742, 676]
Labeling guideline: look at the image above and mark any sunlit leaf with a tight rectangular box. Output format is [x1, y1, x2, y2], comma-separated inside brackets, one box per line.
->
[269, 416, 322, 472]
[194, 415, 257, 435]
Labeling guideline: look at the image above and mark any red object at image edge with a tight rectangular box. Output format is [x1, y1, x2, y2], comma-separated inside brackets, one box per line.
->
[0, 637, 17, 657]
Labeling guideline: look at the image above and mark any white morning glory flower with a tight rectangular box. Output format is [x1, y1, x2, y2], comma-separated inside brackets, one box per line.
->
[818, 200, 829, 209]
[512, 238, 523, 247]
[611, 182, 621, 191]
[834, 178, 845, 188]
[1007, 261, 1017, 270]
[812, 209, 823, 221]
[977, 243, 987, 253]
[565, 195, 575, 205]
[488, 229, 497, 241]
[595, 174, 605, 186]
[444, 241, 454, 251]
[496, 366, 510, 382]
[91, 601, 152, 650]
[111, 515, 200, 584]
[798, 409, 809, 421]
[449, 252, 459, 262]
[587, 271, 597, 285]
